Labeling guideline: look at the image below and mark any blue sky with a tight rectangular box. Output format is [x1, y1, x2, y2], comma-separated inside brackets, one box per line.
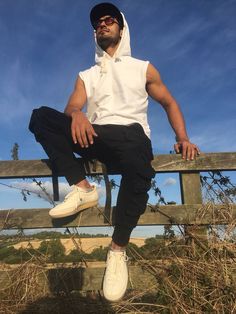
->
[0, 0, 236, 236]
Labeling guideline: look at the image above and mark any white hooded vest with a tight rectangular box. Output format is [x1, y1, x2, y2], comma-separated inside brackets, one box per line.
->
[79, 14, 151, 138]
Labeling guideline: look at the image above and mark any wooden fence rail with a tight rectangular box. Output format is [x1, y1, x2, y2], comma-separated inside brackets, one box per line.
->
[0, 152, 236, 292]
[0, 152, 236, 229]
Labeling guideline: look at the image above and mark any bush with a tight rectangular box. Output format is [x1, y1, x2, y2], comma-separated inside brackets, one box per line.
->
[139, 237, 165, 259]
[37, 239, 65, 263]
[66, 249, 89, 263]
[38, 240, 49, 255]
[0, 246, 16, 260]
[0, 246, 28, 264]
[89, 246, 108, 261]
[47, 239, 66, 263]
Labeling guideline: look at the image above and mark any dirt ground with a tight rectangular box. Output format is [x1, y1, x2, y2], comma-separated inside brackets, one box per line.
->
[12, 237, 146, 254]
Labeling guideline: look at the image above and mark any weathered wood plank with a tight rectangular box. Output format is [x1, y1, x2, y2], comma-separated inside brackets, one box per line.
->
[0, 204, 236, 229]
[152, 152, 236, 172]
[0, 159, 54, 178]
[0, 265, 157, 295]
[180, 172, 207, 240]
[0, 152, 235, 178]
[180, 173, 202, 204]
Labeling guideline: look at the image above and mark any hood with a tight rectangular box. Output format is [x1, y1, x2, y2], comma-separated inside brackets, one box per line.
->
[94, 13, 131, 66]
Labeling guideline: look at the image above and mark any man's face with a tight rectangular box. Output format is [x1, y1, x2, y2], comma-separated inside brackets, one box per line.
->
[95, 15, 122, 51]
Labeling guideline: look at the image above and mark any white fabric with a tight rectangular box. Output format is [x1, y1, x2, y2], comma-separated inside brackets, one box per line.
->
[79, 13, 151, 138]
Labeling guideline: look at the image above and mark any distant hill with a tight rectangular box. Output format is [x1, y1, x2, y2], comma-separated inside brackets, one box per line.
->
[12, 237, 146, 254]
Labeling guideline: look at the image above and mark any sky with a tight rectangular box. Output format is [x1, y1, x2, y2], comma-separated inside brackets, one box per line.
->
[0, 0, 236, 237]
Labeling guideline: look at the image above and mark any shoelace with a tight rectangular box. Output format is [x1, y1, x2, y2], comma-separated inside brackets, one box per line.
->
[62, 186, 94, 204]
[61, 187, 78, 203]
[106, 253, 128, 282]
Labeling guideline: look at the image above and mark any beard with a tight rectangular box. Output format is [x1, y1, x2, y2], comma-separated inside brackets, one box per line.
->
[97, 31, 120, 51]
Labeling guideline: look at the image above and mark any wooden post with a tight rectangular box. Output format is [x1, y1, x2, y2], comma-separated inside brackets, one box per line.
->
[179, 172, 208, 243]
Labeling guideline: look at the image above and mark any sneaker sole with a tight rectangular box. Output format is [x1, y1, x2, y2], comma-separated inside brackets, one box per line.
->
[49, 200, 98, 219]
[103, 290, 127, 303]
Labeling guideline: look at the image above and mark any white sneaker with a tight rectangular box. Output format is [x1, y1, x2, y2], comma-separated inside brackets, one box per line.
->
[49, 185, 98, 218]
[103, 249, 129, 302]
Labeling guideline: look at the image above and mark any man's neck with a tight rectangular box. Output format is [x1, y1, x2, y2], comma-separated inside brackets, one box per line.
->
[105, 42, 120, 57]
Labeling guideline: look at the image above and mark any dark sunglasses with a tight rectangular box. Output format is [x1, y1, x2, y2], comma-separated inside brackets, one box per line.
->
[95, 16, 119, 29]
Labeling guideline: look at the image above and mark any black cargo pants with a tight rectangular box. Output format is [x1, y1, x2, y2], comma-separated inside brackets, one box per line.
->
[29, 106, 155, 246]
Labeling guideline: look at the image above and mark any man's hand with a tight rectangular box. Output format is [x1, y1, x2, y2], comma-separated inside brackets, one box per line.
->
[174, 140, 200, 160]
[71, 110, 98, 148]
[64, 77, 96, 148]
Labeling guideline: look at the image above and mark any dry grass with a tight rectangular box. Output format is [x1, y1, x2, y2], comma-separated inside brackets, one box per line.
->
[0, 203, 236, 314]
[0, 256, 48, 314]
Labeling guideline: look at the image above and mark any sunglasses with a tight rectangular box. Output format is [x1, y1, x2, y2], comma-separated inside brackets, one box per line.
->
[95, 16, 119, 29]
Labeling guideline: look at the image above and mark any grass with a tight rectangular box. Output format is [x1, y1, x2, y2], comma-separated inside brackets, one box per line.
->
[0, 203, 236, 313]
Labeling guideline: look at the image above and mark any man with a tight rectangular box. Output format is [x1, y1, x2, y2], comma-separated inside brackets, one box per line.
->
[29, 2, 200, 302]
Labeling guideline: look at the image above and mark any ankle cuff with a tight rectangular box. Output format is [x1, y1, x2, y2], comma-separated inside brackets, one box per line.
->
[112, 225, 134, 247]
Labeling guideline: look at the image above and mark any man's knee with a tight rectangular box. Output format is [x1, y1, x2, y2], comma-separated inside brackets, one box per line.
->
[29, 107, 46, 131]
[29, 106, 54, 134]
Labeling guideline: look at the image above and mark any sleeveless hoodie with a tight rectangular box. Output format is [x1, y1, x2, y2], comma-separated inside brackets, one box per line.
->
[79, 13, 151, 138]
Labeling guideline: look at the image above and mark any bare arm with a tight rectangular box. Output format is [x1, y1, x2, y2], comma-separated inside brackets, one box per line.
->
[146, 63, 200, 160]
[64, 77, 97, 147]
[64, 76, 87, 116]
